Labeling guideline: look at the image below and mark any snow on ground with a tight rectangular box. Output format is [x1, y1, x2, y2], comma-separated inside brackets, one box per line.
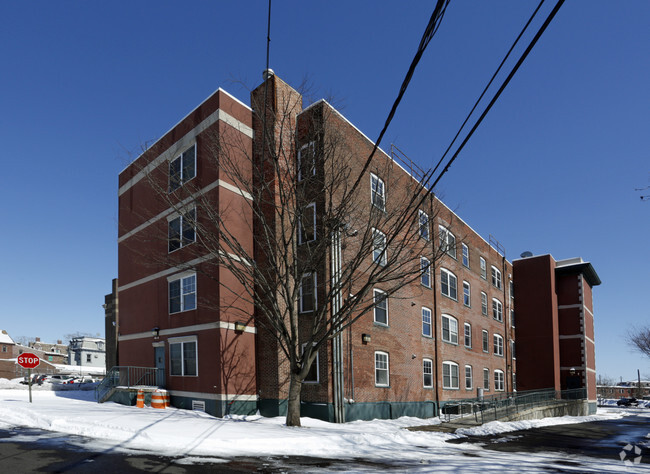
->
[0, 378, 647, 472]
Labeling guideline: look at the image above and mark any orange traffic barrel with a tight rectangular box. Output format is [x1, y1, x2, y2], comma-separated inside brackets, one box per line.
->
[136, 389, 144, 408]
[151, 389, 166, 409]
[161, 390, 170, 408]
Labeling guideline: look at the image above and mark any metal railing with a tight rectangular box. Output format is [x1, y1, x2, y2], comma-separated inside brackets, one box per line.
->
[441, 388, 587, 424]
[95, 366, 159, 402]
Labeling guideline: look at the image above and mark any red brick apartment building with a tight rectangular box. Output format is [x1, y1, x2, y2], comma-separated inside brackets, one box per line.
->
[513, 254, 601, 414]
[117, 72, 587, 421]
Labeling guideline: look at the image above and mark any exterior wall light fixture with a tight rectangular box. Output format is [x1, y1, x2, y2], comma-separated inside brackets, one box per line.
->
[234, 322, 247, 333]
[362, 333, 371, 344]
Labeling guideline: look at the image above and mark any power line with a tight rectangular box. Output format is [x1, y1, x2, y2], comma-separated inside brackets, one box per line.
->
[431, 0, 546, 178]
[431, 0, 566, 189]
[347, 0, 450, 197]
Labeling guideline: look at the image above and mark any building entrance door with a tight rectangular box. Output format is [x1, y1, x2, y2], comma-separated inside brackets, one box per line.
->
[154, 346, 165, 387]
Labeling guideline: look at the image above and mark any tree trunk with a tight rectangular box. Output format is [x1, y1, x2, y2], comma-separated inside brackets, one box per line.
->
[286, 371, 303, 427]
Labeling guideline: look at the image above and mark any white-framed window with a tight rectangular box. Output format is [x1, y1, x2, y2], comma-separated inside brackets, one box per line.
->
[299, 202, 316, 244]
[301, 343, 319, 383]
[481, 292, 488, 316]
[510, 309, 516, 328]
[494, 370, 505, 391]
[462, 243, 469, 267]
[423, 358, 433, 388]
[480, 257, 487, 279]
[422, 307, 432, 337]
[482, 330, 489, 352]
[465, 365, 473, 390]
[370, 173, 385, 211]
[491, 265, 502, 289]
[442, 361, 459, 389]
[492, 298, 503, 322]
[494, 334, 504, 356]
[375, 351, 389, 387]
[419, 210, 429, 240]
[442, 314, 458, 344]
[483, 368, 490, 391]
[168, 208, 196, 253]
[86, 354, 92, 363]
[299, 273, 317, 313]
[169, 144, 196, 192]
[372, 228, 387, 266]
[373, 289, 388, 326]
[464, 323, 472, 348]
[511, 339, 516, 359]
[439, 225, 456, 258]
[169, 272, 197, 314]
[463, 281, 471, 307]
[169, 336, 197, 376]
[509, 280, 514, 300]
[420, 256, 431, 288]
[440, 268, 457, 300]
[298, 141, 315, 180]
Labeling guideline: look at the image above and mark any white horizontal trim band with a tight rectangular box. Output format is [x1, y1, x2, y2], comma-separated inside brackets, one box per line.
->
[557, 304, 582, 310]
[118, 322, 256, 342]
[118, 179, 252, 243]
[119, 109, 253, 197]
[118, 255, 213, 292]
[168, 390, 257, 401]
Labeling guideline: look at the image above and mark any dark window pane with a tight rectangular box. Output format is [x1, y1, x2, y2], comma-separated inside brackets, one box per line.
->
[169, 217, 181, 252]
[169, 157, 181, 191]
[183, 146, 196, 181]
[169, 280, 181, 313]
[184, 342, 197, 376]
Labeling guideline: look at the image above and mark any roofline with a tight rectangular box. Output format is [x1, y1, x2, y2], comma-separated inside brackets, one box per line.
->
[119, 87, 252, 175]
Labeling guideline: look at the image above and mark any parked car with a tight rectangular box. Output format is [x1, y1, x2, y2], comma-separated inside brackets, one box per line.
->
[31, 374, 48, 385]
[617, 397, 638, 407]
[42, 375, 74, 384]
[65, 376, 95, 384]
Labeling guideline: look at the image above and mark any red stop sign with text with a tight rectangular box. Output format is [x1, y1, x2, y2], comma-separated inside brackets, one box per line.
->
[17, 353, 40, 369]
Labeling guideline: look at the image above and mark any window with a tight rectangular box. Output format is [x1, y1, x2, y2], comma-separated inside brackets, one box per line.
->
[422, 307, 432, 337]
[423, 359, 433, 388]
[300, 273, 317, 313]
[494, 334, 504, 356]
[464, 323, 472, 348]
[373, 289, 388, 325]
[440, 268, 457, 300]
[370, 173, 385, 210]
[482, 330, 489, 352]
[372, 229, 387, 266]
[86, 354, 91, 363]
[420, 257, 431, 288]
[511, 340, 516, 359]
[1, 345, 6, 353]
[465, 365, 473, 390]
[375, 351, 389, 386]
[442, 314, 458, 344]
[462, 244, 469, 267]
[169, 273, 196, 314]
[169, 144, 196, 192]
[299, 203, 316, 243]
[492, 298, 503, 322]
[491, 266, 502, 289]
[170, 337, 197, 376]
[483, 368, 490, 391]
[168, 208, 196, 252]
[481, 292, 488, 316]
[510, 309, 516, 328]
[442, 361, 459, 389]
[480, 257, 487, 279]
[298, 141, 315, 180]
[494, 370, 505, 391]
[463, 281, 471, 307]
[419, 210, 429, 240]
[439, 226, 456, 258]
[509, 280, 514, 300]
[302, 343, 319, 383]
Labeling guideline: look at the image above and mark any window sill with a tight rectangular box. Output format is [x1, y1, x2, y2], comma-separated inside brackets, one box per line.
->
[374, 322, 389, 328]
[442, 340, 458, 346]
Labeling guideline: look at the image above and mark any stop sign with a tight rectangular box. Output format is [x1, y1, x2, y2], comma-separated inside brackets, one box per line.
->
[17, 352, 40, 369]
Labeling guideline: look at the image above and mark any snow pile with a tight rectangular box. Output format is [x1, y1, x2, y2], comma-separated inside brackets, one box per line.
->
[0, 380, 646, 472]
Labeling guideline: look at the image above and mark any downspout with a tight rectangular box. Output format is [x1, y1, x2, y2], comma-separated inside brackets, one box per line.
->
[430, 195, 440, 415]
[331, 227, 344, 422]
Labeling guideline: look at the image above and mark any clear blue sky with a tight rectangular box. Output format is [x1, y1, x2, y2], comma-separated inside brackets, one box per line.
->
[1, 1, 647, 382]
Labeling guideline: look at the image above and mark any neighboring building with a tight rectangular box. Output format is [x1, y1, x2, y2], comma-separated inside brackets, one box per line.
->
[29, 337, 68, 365]
[598, 381, 650, 399]
[0, 330, 15, 360]
[513, 254, 601, 413]
[117, 72, 593, 421]
[104, 279, 119, 371]
[68, 337, 106, 368]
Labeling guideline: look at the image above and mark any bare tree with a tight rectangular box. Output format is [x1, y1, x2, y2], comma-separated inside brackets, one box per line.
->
[628, 326, 650, 359]
[132, 80, 449, 426]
